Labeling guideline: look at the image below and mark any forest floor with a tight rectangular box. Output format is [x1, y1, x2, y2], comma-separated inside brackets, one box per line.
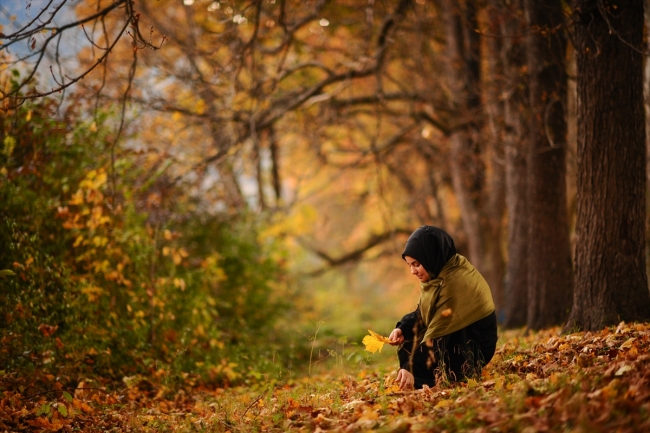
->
[1, 322, 649, 432]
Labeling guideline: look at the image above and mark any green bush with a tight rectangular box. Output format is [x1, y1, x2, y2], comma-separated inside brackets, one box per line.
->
[0, 97, 301, 387]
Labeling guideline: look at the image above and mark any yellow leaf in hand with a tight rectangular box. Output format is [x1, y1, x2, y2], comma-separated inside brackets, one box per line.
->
[362, 329, 391, 353]
[368, 329, 392, 343]
[362, 335, 383, 353]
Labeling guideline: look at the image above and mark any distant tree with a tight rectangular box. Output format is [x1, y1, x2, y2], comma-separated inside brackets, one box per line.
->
[567, 0, 650, 331]
[523, 0, 574, 329]
[442, 0, 507, 309]
[484, 0, 509, 314]
[498, 0, 530, 328]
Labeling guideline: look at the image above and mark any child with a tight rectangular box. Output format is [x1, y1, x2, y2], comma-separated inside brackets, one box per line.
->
[388, 225, 498, 390]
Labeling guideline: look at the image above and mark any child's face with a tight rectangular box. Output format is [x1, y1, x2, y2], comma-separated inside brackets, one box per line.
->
[404, 256, 430, 282]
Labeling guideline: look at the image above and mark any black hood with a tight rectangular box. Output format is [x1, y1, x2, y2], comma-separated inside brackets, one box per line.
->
[401, 225, 457, 279]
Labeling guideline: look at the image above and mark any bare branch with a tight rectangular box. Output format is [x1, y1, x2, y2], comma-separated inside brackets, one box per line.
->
[0, 0, 165, 108]
[301, 229, 412, 276]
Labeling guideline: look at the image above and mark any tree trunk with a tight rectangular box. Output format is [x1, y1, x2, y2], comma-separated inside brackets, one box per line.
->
[501, 0, 530, 328]
[484, 0, 507, 317]
[523, 0, 574, 330]
[567, 0, 650, 331]
[443, 0, 490, 281]
[643, 7, 650, 280]
[220, 163, 247, 211]
[443, 0, 508, 308]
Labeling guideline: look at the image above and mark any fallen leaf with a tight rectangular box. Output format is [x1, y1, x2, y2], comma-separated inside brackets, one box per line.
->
[619, 337, 636, 350]
[38, 323, 58, 337]
[435, 399, 453, 409]
[481, 380, 495, 389]
[614, 365, 632, 376]
[341, 400, 368, 410]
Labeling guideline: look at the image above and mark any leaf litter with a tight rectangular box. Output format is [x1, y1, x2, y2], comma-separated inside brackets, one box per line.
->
[1, 321, 649, 432]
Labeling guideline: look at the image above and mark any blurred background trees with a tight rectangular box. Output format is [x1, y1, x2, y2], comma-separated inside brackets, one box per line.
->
[2, 0, 650, 384]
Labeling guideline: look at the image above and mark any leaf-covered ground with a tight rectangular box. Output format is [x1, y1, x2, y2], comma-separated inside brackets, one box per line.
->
[2, 322, 649, 432]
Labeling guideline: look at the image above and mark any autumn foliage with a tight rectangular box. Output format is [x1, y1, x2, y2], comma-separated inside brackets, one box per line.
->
[3, 0, 650, 430]
[1, 98, 301, 387]
[1, 322, 649, 432]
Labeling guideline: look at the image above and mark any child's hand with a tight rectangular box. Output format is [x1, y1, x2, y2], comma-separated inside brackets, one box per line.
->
[397, 369, 414, 390]
[388, 328, 404, 346]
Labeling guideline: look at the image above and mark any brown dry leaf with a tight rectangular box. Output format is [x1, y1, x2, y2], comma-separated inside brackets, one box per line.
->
[38, 323, 58, 337]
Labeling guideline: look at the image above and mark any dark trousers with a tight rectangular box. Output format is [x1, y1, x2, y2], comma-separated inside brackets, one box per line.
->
[398, 311, 498, 389]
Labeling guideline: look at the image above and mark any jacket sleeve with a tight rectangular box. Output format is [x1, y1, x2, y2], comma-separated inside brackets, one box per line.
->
[396, 306, 424, 370]
[396, 306, 423, 341]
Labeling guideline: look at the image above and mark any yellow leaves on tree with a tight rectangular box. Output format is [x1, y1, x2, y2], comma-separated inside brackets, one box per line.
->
[58, 167, 134, 300]
[79, 169, 107, 191]
[362, 329, 391, 353]
[162, 246, 189, 265]
[81, 285, 104, 302]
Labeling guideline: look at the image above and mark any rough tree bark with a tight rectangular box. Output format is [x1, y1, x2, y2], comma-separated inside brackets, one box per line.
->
[484, 0, 508, 316]
[444, 0, 484, 264]
[500, 0, 530, 328]
[524, 0, 574, 330]
[643, 2, 650, 272]
[444, 0, 506, 306]
[567, 0, 650, 331]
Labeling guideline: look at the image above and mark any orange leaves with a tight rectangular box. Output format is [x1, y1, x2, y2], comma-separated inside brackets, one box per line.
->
[0, 373, 103, 433]
[66, 169, 107, 208]
[3, 322, 650, 432]
[27, 415, 65, 431]
[38, 323, 58, 337]
[86, 207, 111, 230]
[162, 246, 189, 265]
[58, 166, 141, 294]
[71, 398, 93, 414]
[163, 229, 176, 240]
[62, 170, 111, 244]
[68, 190, 84, 206]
